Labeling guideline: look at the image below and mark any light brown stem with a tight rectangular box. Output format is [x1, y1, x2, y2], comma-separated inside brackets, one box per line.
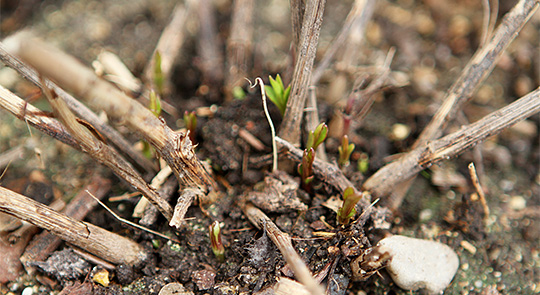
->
[279, 0, 326, 146]
[4, 32, 216, 194]
[240, 201, 324, 295]
[41, 81, 173, 221]
[0, 186, 148, 266]
[387, 0, 539, 209]
[225, 0, 253, 101]
[20, 175, 111, 274]
[0, 44, 157, 174]
[363, 87, 540, 198]
[311, 0, 375, 84]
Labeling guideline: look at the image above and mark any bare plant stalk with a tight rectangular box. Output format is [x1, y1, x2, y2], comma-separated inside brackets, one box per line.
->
[20, 175, 111, 274]
[279, 0, 326, 146]
[0, 186, 148, 266]
[275, 136, 371, 212]
[140, 176, 178, 226]
[4, 32, 216, 195]
[40, 82, 174, 221]
[415, 0, 539, 147]
[290, 0, 305, 54]
[468, 162, 490, 222]
[97, 51, 142, 95]
[196, 0, 224, 94]
[170, 187, 200, 228]
[225, 0, 253, 100]
[0, 85, 79, 149]
[240, 201, 324, 295]
[311, 0, 375, 84]
[0, 44, 157, 174]
[362, 87, 540, 197]
[133, 165, 173, 218]
[143, 3, 191, 87]
[386, 0, 539, 209]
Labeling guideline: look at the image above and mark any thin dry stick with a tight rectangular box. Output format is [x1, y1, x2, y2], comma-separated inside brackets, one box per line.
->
[97, 51, 142, 95]
[362, 87, 540, 197]
[386, 0, 539, 209]
[40, 80, 174, 221]
[140, 176, 178, 226]
[240, 201, 324, 295]
[0, 186, 148, 266]
[311, 0, 375, 85]
[170, 187, 200, 228]
[5, 32, 216, 195]
[196, 0, 224, 94]
[279, 0, 326, 146]
[275, 136, 371, 212]
[20, 175, 111, 274]
[415, 0, 539, 147]
[0, 85, 80, 149]
[143, 3, 191, 87]
[0, 44, 157, 174]
[225, 0, 253, 100]
[88, 191, 180, 243]
[133, 165, 173, 218]
[290, 0, 305, 55]
[468, 162, 490, 222]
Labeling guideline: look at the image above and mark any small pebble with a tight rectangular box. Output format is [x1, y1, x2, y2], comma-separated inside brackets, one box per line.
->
[158, 283, 193, 295]
[21, 287, 33, 295]
[378, 235, 459, 294]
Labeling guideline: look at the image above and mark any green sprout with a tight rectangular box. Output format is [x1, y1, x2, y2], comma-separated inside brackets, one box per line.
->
[297, 147, 315, 192]
[153, 51, 164, 96]
[209, 221, 225, 262]
[149, 90, 162, 117]
[357, 152, 369, 174]
[298, 123, 327, 192]
[337, 187, 364, 225]
[338, 135, 355, 168]
[183, 111, 197, 143]
[264, 74, 290, 116]
[141, 90, 162, 159]
[306, 122, 328, 151]
[232, 86, 246, 100]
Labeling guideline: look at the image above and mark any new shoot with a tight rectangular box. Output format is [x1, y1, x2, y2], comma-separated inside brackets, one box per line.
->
[298, 123, 327, 192]
[209, 221, 225, 262]
[337, 187, 364, 225]
[338, 135, 355, 168]
[264, 74, 290, 116]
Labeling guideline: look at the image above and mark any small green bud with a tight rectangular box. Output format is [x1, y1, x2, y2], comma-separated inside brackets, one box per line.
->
[209, 221, 225, 262]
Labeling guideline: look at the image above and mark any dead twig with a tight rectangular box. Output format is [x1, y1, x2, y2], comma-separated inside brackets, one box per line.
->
[468, 162, 490, 222]
[196, 0, 224, 99]
[240, 201, 325, 295]
[0, 44, 157, 174]
[0, 85, 79, 149]
[275, 136, 371, 212]
[143, 3, 191, 91]
[4, 32, 216, 205]
[0, 186, 148, 266]
[311, 0, 375, 84]
[363, 87, 540, 198]
[279, 0, 326, 146]
[225, 0, 253, 100]
[40, 80, 174, 221]
[387, 0, 539, 209]
[20, 175, 111, 274]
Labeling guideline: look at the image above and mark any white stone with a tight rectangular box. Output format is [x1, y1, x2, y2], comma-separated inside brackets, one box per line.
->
[378, 235, 459, 294]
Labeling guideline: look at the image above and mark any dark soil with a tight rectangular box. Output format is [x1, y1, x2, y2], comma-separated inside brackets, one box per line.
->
[0, 0, 539, 294]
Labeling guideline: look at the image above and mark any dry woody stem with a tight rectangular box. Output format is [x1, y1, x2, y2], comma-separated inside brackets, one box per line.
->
[225, 0, 253, 100]
[5, 32, 216, 196]
[387, 0, 539, 209]
[40, 80, 174, 221]
[0, 44, 157, 174]
[279, 0, 326, 145]
[240, 201, 324, 295]
[20, 175, 111, 274]
[0, 186, 148, 266]
[363, 87, 540, 198]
